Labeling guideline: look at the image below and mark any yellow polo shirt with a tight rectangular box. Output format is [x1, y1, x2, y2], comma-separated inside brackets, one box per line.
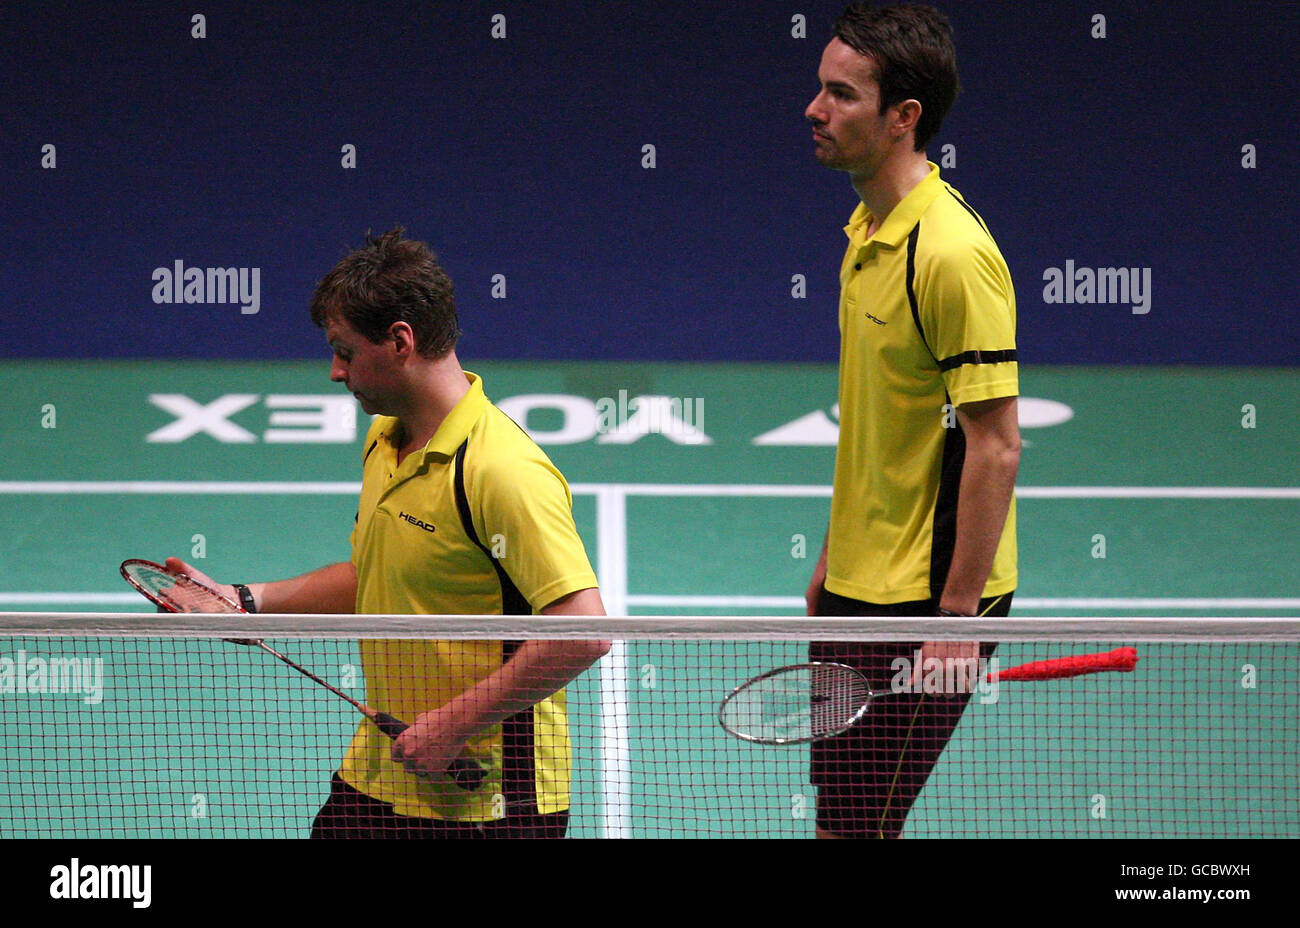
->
[826, 162, 1018, 604]
[340, 372, 599, 819]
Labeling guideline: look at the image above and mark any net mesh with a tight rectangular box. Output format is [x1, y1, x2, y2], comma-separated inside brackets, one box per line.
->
[0, 613, 1295, 838]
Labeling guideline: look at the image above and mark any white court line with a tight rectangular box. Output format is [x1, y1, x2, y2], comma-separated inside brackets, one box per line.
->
[625, 595, 1300, 610]
[0, 481, 363, 494]
[7, 593, 1297, 610]
[628, 595, 806, 609]
[592, 486, 631, 839]
[1014, 598, 1300, 610]
[583, 484, 1299, 499]
[0, 593, 140, 604]
[585, 485, 1300, 499]
[2, 481, 1298, 499]
[1014, 487, 1300, 499]
[9, 593, 1295, 610]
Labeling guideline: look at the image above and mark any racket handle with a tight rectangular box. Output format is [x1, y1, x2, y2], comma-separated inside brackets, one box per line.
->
[988, 646, 1140, 682]
[371, 710, 410, 739]
[370, 711, 488, 790]
[447, 757, 489, 790]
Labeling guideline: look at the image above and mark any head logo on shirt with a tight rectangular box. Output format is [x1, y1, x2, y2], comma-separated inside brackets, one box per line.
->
[398, 511, 436, 533]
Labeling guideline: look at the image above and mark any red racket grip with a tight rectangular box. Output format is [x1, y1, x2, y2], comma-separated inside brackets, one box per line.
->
[986, 646, 1139, 682]
[370, 711, 488, 790]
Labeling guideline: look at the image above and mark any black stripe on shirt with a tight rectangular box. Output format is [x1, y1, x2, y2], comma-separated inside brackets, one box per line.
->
[929, 393, 965, 600]
[905, 223, 938, 363]
[453, 439, 531, 617]
[938, 349, 1018, 372]
[947, 188, 991, 238]
[453, 438, 539, 816]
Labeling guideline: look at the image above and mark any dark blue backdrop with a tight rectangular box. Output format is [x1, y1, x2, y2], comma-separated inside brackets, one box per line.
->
[3, 0, 1296, 363]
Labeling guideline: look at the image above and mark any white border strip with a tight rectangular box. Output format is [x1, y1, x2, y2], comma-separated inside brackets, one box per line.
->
[1015, 597, 1300, 610]
[2, 613, 1297, 641]
[592, 487, 630, 839]
[5, 593, 1297, 610]
[0, 481, 363, 494]
[7, 593, 1295, 611]
[1, 481, 1297, 499]
[623, 595, 1300, 611]
[1014, 487, 1300, 499]
[627, 595, 806, 608]
[0, 593, 141, 604]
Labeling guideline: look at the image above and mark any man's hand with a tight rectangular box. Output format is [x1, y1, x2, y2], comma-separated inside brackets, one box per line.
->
[163, 556, 240, 604]
[386, 589, 608, 782]
[391, 705, 474, 779]
[912, 640, 981, 695]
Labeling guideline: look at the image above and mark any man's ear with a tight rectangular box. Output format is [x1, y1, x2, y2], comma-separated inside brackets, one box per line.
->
[388, 321, 417, 356]
[893, 98, 922, 139]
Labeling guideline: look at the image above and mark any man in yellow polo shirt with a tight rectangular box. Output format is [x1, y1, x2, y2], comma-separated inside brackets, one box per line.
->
[802, 3, 1021, 838]
[169, 227, 608, 838]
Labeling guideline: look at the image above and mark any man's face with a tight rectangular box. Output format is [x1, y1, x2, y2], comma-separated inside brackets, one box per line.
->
[325, 314, 401, 416]
[805, 38, 893, 178]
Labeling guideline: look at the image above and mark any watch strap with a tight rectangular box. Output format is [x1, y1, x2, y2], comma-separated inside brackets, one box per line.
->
[233, 583, 257, 613]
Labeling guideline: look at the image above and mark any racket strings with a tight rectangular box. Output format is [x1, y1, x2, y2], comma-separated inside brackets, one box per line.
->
[810, 664, 873, 736]
[161, 580, 227, 614]
[721, 664, 875, 743]
[123, 563, 236, 614]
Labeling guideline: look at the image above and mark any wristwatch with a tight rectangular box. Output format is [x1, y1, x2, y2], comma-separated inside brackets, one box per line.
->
[936, 606, 972, 617]
[233, 583, 257, 613]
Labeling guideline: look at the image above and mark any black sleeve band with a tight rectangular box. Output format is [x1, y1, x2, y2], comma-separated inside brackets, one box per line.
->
[937, 349, 1018, 372]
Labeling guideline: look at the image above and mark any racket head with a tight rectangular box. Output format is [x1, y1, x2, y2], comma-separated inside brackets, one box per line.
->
[719, 662, 878, 745]
[120, 558, 244, 615]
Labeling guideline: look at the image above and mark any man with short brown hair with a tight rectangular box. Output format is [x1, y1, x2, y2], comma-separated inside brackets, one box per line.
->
[803, 3, 1021, 838]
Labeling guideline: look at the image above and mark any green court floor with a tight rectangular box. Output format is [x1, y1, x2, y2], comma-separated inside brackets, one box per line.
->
[1, 361, 1296, 837]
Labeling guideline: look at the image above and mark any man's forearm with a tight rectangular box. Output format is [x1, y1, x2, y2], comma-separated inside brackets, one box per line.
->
[250, 561, 357, 614]
[391, 588, 610, 774]
[941, 441, 1018, 613]
[449, 585, 609, 730]
[805, 531, 829, 614]
[442, 638, 611, 736]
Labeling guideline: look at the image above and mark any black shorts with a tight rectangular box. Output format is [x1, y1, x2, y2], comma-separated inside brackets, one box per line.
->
[309, 773, 569, 839]
[810, 586, 1013, 838]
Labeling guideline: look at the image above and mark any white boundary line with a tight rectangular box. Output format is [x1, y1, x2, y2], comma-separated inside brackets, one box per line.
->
[7, 593, 1297, 611]
[0, 593, 142, 604]
[623, 595, 1300, 611]
[1013, 597, 1300, 610]
[0, 481, 363, 494]
[592, 487, 630, 839]
[1, 481, 1298, 499]
[1014, 487, 1300, 499]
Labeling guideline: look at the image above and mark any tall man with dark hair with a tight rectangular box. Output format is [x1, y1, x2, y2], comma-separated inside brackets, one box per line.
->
[802, 3, 1021, 838]
[170, 227, 609, 838]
